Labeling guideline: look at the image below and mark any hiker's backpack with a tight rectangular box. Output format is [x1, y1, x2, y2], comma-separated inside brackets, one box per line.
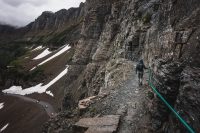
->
[137, 63, 143, 71]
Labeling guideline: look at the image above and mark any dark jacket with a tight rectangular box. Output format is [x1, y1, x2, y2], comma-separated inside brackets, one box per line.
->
[136, 60, 147, 73]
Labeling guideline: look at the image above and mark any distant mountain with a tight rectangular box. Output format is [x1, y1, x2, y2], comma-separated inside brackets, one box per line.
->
[0, 24, 16, 33]
[27, 6, 84, 32]
[0, 2, 85, 45]
[0, 24, 19, 43]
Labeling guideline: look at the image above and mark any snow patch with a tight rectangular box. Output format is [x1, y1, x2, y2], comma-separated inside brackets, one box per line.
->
[31, 46, 43, 51]
[46, 91, 54, 97]
[30, 45, 71, 71]
[3, 66, 69, 96]
[0, 103, 4, 110]
[38, 45, 71, 66]
[0, 123, 9, 132]
[30, 67, 36, 71]
[33, 48, 52, 60]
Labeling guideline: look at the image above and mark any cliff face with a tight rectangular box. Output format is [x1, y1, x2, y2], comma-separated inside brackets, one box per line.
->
[27, 3, 85, 33]
[140, 0, 200, 132]
[61, 0, 200, 132]
[24, 3, 85, 45]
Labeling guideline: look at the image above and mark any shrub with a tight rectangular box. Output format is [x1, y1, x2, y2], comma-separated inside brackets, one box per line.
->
[24, 66, 45, 81]
[142, 12, 152, 24]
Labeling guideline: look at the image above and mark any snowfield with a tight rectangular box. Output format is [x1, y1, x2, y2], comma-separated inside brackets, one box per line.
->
[33, 48, 52, 60]
[30, 67, 37, 71]
[31, 46, 43, 51]
[3, 66, 69, 97]
[30, 45, 71, 71]
[46, 91, 54, 97]
[38, 45, 71, 66]
[0, 103, 4, 110]
[0, 123, 9, 132]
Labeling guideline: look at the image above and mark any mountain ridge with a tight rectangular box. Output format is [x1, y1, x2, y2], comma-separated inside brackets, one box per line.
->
[0, 2, 85, 45]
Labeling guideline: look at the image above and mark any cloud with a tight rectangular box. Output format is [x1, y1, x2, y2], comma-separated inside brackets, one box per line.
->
[2, 0, 47, 7]
[0, 0, 85, 27]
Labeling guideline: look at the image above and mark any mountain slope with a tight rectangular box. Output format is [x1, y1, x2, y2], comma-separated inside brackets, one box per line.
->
[0, 0, 200, 133]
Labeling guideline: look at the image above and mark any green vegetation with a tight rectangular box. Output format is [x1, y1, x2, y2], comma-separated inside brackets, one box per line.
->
[142, 12, 152, 24]
[47, 20, 82, 46]
[22, 17, 84, 47]
[89, 107, 97, 115]
[0, 42, 27, 70]
[3, 60, 45, 85]
[147, 91, 154, 100]
[24, 67, 45, 82]
[0, 18, 82, 86]
[0, 42, 45, 86]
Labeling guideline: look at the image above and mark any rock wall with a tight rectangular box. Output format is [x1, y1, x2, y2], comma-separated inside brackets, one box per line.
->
[62, 0, 200, 132]
[140, 0, 200, 132]
[26, 3, 85, 33]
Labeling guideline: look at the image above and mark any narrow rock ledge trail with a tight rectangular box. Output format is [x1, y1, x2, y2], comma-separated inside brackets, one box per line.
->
[111, 63, 151, 133]
[76, 62, 152, 133]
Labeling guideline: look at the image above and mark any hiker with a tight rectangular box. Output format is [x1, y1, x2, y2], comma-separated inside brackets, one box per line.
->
[136, 59, 147, 85]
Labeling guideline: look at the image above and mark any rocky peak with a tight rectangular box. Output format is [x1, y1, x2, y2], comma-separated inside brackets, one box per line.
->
[26, 3, 85, 33]
[0, 24, 16, 33]
[0, 24, 20, 43]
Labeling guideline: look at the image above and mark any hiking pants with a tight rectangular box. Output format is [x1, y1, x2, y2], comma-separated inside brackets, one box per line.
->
[138, 71, 144, 80]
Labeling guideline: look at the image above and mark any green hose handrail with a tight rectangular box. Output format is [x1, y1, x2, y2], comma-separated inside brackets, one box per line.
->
[147, 69, 196, 133]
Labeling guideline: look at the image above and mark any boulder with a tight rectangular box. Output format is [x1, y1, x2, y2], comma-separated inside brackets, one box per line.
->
[75, 115, 120, 133]
[78, 96, 97, 109]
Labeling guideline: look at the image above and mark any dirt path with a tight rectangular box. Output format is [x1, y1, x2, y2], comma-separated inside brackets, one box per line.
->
[90, 62, 152, 132]
[116, 66, 151, 133]
[3, 93, 56, 117]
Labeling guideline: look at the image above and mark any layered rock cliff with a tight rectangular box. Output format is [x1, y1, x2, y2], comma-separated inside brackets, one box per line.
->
[140, 0, 200, 132]
[59, 0, 200, 132]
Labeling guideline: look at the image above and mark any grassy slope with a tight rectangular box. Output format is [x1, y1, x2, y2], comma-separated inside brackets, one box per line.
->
[23, 17, 84, 46]
[9, 47, 75, 109]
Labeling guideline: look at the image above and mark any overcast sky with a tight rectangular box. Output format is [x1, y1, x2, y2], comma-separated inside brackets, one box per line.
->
[0, 0, 85, 27]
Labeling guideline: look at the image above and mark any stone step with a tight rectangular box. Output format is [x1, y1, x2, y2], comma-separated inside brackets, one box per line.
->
[75, 115, 120, 133]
